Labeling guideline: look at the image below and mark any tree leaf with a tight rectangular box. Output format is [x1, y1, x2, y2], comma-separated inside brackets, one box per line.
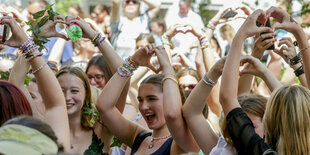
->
[32, 25, 41, 34]
[37, 16, 49, 27]
[45, 3, 54, 10]
[32, 10, 46, 19]
[38, 36, 49, 43]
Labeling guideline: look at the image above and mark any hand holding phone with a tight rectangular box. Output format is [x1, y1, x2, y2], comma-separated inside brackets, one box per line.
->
[256, 19, 274, 50]
[2, 23, 9, 43]
[222, 10, 238, 19]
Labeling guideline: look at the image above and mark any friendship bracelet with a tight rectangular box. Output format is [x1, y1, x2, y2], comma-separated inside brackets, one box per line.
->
[294, 65, 304, 77]
[32, 62, 47, 74]
[20, 38, 33, 51]
[117, 66, 133, 77]
[26, 52, 43, 61]
[91, 32, 98, 42]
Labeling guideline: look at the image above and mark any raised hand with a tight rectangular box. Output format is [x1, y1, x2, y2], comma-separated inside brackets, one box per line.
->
[154, 46, 173, 72]
[65, 15, 97, 39]
[252, 31, 275, 58]
[209, 56, 226, 78]
[165, 24, 183, 38]
[274, 37, 297, 64]
[237, 9, 273, 40]
[0, 16, 27, 47]
[38, 15, 68, 40]
[266, 6, 299, 33]
[239, 55, 267, 77]
[131, 44, 158, 73]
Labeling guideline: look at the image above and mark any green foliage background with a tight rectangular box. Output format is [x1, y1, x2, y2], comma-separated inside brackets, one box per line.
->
[55, 0, 83, 15]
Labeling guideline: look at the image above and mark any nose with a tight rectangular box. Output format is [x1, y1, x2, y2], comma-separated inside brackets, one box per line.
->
[64, 92, 72, 102]
[139, 101, 150, 111]
[89, 78, 97, 86]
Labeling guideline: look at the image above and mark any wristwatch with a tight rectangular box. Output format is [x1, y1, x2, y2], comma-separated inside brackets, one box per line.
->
[289, 53, 301, 65]
[294, 65, 304, 77]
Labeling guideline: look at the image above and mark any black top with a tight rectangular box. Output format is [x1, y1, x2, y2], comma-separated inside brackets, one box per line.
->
[226, 108, 276, 155]
[131, 130, 173, 155]
[84, 129, 107, 155]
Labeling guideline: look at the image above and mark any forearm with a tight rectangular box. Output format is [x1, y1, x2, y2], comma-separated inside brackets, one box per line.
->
[8, 56, 30, 87]
[111, 0, 121, 23]
[202, 48, 216, 72]
[131, 67, 149, 85]
[291, 63, 308, 87]
[97, 73, 130, 112]
[141, 0, 159, 10]
[220, 33, 244, 115]
[261, 69, 282, 92]
[293, 28, 310, 88]
[97, 39, 123, 73]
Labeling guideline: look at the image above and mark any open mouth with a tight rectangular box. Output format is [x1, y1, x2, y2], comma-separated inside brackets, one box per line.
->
[145, 113, 156, 123]
[66, 103, 75, 109]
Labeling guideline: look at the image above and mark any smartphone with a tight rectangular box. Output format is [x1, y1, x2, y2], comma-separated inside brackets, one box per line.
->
[256, 19, 274, 50]
[222, 10, 237, 18]
[2, 23, 9, 43]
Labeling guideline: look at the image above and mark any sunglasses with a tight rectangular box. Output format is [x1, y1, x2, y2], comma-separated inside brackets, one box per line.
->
[125, 0, 139, 4]
[0, 53, 17, 60]
[181, 84, 197, 90]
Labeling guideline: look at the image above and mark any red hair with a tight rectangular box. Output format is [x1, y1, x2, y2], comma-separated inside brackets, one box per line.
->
[0, 80, 32, 125]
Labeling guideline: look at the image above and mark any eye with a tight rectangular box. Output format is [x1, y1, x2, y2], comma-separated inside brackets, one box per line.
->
[137, 97, 143, 103]
[71, 89, 80, 94]
[148, 97, 157, 101]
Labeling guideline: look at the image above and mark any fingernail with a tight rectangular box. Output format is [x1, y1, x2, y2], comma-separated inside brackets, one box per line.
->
[3, 14, 6, 16]
[275, 39, 277, 41]
[0, 22, 2, 25]
[77, 17, 80, 20]
[273, 40, 275, 43]
[272, 33, 275, 36]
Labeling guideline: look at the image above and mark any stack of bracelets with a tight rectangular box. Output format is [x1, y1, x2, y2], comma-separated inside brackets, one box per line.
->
[91, 32, 106, 46]
[118, 57, 138, 77]
[207, 21, 217, 30]
[162, 73, 178, 86]
[202, 73, 216, 87]
[19, 37, 45, 74]
[199, 36, 209, 49]
[161, 34, 172, 48]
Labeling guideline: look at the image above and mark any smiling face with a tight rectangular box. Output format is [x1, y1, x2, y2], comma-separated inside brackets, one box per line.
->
[58, 73, 86, 116]
[86, 65, 107, 90]
[138, 83, 166, 130]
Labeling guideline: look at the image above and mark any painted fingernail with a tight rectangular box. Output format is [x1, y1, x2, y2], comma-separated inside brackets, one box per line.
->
[272, 33, 275, 36]
[275, 39, 277, 41]
[77, 16, 80, 20]
[3, 14, 6, 16]
[273, 40, 276, 43]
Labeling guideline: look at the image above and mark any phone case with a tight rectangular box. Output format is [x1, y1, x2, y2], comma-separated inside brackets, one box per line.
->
[256, 19, 274, 50]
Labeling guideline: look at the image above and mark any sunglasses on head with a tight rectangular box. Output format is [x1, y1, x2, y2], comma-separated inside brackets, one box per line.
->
[125, 0, 139, 4]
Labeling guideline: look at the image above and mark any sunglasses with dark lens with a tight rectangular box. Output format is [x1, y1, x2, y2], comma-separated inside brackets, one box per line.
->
[125, 0, 139, 4]
[87, 74, 105, 82]
[0, 53, 17, 60]
[181, 84, 197, 90]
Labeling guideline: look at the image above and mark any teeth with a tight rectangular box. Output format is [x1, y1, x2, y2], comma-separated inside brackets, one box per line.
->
[145, 114, 153, 116]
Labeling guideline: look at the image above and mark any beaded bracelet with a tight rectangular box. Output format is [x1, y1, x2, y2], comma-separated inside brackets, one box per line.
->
[32, 62, 47, 74]
[202, 73, 216, 87]
[200, 39, 210, 49]
[26, 52, 43, 61]
[20, 38, 33, 51]
[92, 32, 106, 46]
[22, 43, 39, 57]
[117, 65, 133, 77]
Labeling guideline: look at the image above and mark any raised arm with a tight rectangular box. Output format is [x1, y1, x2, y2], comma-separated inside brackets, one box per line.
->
[142, 0, 160, 19]
[238, 32, 275, 95]
[240, 55, 282, 92]
[67, 15, 127, 112]
[1, 16, 70, 151]
[155, 46, 199, 153]
[182, 57, 226, 154]
[111, 0, 121, 24]
[219, 10, 273, 115]
[8, 56, 41, 119]
[266, 7, 310, 89]
[274, 37, 307, 87]
[96, 44, 156, 147]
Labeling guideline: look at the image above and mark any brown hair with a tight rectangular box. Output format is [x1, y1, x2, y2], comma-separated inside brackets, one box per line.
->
[136, 33, 155, 44]
[222, 94, 267, 146]
[86, 55, 113, 82]
[140, 74, 164, 92]
[56, 66, 96, 129]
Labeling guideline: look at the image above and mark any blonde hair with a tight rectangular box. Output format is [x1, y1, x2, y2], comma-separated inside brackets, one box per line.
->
[220, 24, 235, 45]
[264, 85, 310, 155]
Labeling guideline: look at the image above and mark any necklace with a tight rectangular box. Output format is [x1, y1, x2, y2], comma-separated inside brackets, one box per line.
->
[148, 134, 171, 149]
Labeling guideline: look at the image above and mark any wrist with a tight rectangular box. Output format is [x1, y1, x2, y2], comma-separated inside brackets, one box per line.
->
[290, 62, 302, 70]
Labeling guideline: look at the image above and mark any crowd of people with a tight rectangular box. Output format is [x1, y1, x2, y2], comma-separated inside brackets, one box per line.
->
[1, 0, 310, 154]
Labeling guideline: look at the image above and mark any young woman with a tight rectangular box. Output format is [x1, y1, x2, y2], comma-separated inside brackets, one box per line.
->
[3, 15, 70, 151]
[96, 44, 199, 154]
[220, 7, 310, 154]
